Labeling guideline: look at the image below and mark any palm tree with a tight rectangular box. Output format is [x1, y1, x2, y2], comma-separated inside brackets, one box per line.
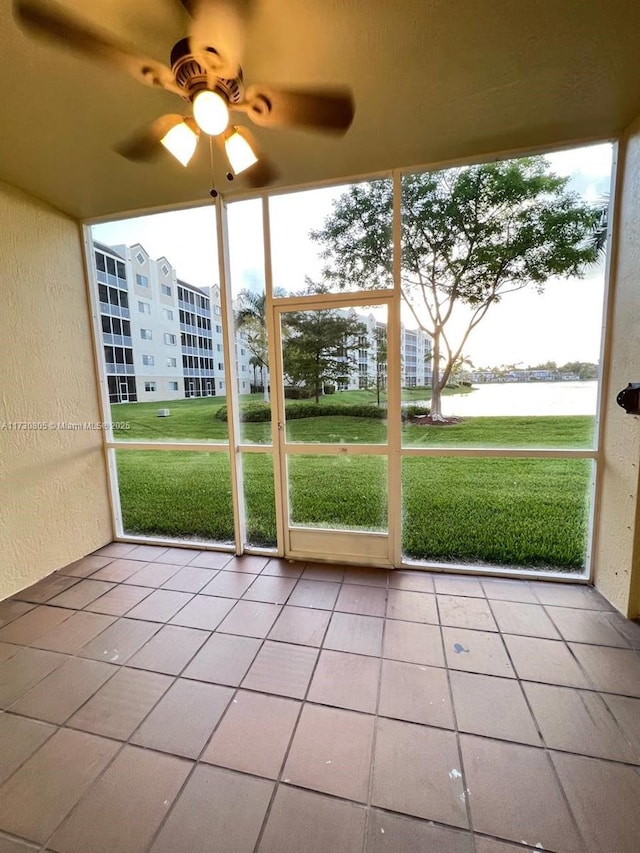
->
[235, 288, 286, 403]
[589, 195, 609, 261]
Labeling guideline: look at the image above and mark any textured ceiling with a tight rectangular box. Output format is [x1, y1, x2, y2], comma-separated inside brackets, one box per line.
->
[1, 0, 639, 220]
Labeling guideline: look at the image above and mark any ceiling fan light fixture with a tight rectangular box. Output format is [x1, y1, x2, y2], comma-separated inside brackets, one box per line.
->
[193, 90, 229, 135]
[160, 120, 199, 166]
[225, 126, 258, 174]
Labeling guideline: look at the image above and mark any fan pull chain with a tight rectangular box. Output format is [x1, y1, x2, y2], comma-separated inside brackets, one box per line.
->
[208, 137, 218, 199]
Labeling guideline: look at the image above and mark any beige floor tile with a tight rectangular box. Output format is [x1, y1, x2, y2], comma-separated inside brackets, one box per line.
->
[552, 751, 640, 853]
[387, 589, 438, 624]
[8, 657, 115, 724]
[383, 619, 444, 667]
[450, 671, 539, 744]
[131, 679, 233, 758]
[547, 605, 631, 646]
[438, 595, 497, 631]
[49, 745, 191, 853]
[284, 704, 374, 802]
[0, 714, 55, 785]
[504, 635, 590, 687]
[183, 632, 261, 686]
[324, 612, 383, 656]
[372, 718, 467, 827]
[461, 735, 582, 852]
[442, 627, 514, 677]
[202, 690, 300, 779]
[367, 810, 472, 853]
[379, 659, 454, 728]
[524, 681, 637, 761]
[569, 642, 640, 696]
[490, 599, 559, 638]
[242, 641, 318, 699]
[0, 729, 119, 843]
[67, 666, 172, 740]
[259, 786, 366, 853]
[308, 649, 380, 712]
[150, 765, 273, 853]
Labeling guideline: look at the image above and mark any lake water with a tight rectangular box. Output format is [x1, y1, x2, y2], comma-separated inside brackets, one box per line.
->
[413, 381, 599, 416]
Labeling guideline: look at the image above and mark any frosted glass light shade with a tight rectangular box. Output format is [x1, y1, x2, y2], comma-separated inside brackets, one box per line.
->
[160, 121, 199, 166]
[225, 127, 258, 174]
[193, 90, 229, 135]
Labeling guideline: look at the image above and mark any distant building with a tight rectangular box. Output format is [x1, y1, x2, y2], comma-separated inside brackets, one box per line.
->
[92, 242, 252, 403]
[93, 242, 432, 402]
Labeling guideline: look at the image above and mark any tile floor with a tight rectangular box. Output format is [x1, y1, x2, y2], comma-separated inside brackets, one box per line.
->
[1, 545, 640, 853]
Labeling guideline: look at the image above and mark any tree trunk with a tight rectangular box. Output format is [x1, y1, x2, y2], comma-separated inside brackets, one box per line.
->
[430, 331, 446, 421]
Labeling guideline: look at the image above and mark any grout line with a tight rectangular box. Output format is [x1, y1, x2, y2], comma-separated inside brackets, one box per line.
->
[434, 591, 477, 853]
[249, 564, 348, 853]
[360, 572, 390, 853]
[140, 557, 315, 853]
[484, 596, 590, 853]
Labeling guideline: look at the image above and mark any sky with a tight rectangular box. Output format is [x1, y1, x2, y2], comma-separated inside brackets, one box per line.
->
[93, 141, 613, 368]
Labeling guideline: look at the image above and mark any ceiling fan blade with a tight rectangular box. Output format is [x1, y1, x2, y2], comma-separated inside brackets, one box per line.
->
[14, 0, 182, 95]
[241, 155, 279, 189]
[115, 114, 192, 162]
[187, 0, 251, 81]
[242, 85, 355, 134]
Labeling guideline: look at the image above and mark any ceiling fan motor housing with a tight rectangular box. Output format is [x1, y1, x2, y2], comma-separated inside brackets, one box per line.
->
[170, 38, 243, 105]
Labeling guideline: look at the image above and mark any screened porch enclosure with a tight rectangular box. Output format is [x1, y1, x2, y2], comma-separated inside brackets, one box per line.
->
[88, 145, 612, 581]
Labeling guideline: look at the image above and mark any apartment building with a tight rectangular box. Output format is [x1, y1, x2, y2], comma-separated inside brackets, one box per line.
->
[93, 242, 253, 403]
[335, 309, 432, 391]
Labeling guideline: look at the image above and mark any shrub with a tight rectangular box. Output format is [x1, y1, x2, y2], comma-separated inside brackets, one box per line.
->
[216, 402, 391, 422]
[215, 403, 271, 422]
[401, 404, 431, 421]
[285, 402, 387, 420]
[284, 386, 314, 399]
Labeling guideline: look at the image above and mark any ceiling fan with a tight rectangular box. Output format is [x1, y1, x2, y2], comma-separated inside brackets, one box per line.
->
[13, 0, 355, 188]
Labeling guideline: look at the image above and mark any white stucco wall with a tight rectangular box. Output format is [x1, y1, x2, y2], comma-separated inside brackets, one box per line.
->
[0, 182, 112, 599]
[593, 120, 640, 618]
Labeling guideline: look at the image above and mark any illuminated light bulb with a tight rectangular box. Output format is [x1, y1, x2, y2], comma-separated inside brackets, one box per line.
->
[193, 90, 229, 135]
[225, 127, 258, 174]
[160, 121, 199, 166]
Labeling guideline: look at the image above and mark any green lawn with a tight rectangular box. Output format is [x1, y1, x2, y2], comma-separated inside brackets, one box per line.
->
[112, 392, 594, 570]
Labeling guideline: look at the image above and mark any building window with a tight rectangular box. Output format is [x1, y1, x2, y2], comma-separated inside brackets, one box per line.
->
[136, 274, 149, 288]
[138, 301, 151, 314]
[216, 325, 222, 333]
[214, 305, 221, 315]
[218, 363, 224, 370]
[164, 333, 177, 345]
[161, 284, 172, 296]
[168, 381, 179, 391]
[142, 355, 154, 366]
[163, 308, 174, 321]
[144, 382, 156, 392]
[167, 357, 177, 368]
[141, 329, 152, 340]
[136, 252, 145, 265]
[161, 263, 170, 275]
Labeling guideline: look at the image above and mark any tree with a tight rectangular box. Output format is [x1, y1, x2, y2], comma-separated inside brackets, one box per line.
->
[450, 353, 474, 383]
[588, 195, 609, 261]
[235, 287, 286, 403]
[282, 295, 368, 403]
[373, 324, 387, 405]
[311, 158, 599, 419]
